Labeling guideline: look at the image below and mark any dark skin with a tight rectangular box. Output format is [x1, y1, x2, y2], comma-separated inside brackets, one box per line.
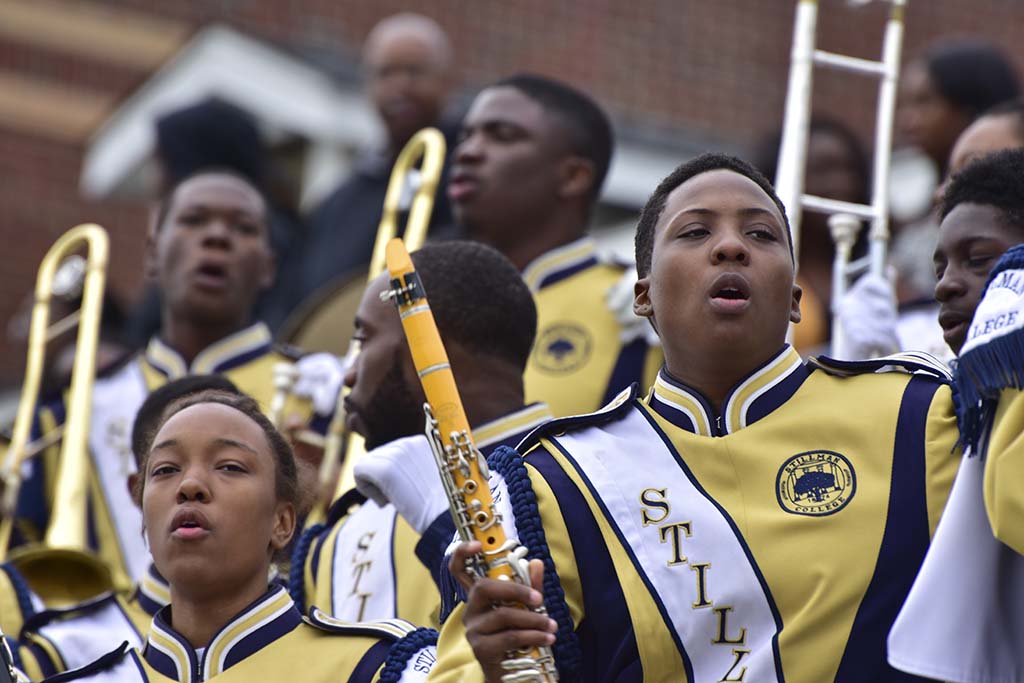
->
[147, 173, 276, 365]
[448, 86, 596, 270]
[363, 15, 453, 156]
[799, 129, 867, 311]
[344, 274, 526, 449]
[453, 169, 802, 679]
[634, 170, 801, 412]
[934, 114, 1024, 204]
[143, 403, 295, 648]
[897, 60, 972, 176]
[933, 203, 1024, 355]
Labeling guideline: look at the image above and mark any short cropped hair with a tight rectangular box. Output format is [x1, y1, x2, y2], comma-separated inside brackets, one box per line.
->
[924, 39, 1020, 119]
[940, 147, 1024, 230]
[410, 241, 537, 370]
[135, 391, 298, 510]
[153, 167, 270, 235]
[496, 74, 613, 203]
[130, 375, 241, 468]
[635, 152, 792, 277]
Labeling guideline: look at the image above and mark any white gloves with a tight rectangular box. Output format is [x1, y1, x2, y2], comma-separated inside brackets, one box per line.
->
[835, 272, 901, 359]
[606, 269, 660, 346]
[354, 435, 448, 535]
[292, 352, 347, 416]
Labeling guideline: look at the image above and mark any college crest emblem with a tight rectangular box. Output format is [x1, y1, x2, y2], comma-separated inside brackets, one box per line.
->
[776, 450, 856, 516]
[533, 322, 592, 373]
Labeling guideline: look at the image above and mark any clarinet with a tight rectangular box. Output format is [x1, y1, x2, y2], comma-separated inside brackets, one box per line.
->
[383, 238, 558, 683]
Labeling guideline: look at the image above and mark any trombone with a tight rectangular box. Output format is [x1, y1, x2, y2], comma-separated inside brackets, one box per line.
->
[775, 0, 906, 357]
[0, 224, 114, 603]
[294, 127, 447, 516]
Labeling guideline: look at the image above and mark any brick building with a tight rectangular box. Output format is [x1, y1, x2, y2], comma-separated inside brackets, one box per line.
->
[0, 0, 1021, 390]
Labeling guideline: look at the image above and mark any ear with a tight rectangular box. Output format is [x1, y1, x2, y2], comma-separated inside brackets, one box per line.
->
[270, 502, 297, 552]
[556, 156, 596, 201]
[634, 276, 655, 322]
[789, 281, 803, 325]
[127, 474, 139, 507]
[144, 206, 161, 280]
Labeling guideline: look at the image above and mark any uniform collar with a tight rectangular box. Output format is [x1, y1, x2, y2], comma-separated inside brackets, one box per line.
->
[520, 237, 598, 293]
[134, 563, 171, 617]
[474, 403, 554, 452]
[648, 345, 807, 437]
[144, 323, 273, 380]
[144, 585, 301, 683]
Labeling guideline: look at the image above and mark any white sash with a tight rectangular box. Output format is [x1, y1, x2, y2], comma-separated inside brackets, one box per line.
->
[888, 449, 1024, 683]
[36, 596, 143, 671]
[329, 500, 398, 621]
[551, 405, 782, 682]
[87, 361, 150, 583]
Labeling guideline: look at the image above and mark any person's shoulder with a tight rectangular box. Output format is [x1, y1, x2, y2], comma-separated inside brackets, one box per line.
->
[806, 351, 952, 385]
[302, 609, 437, 680]
[516, 384, 639, 456]
[40, 642, 145, 683]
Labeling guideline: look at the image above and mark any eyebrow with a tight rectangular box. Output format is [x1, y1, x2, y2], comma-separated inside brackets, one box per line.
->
[676, 207, 778, 219]
[149, 437, 259, 456]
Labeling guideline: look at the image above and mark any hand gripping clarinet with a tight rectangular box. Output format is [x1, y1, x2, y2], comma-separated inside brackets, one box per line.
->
[383, 238, 558, 683]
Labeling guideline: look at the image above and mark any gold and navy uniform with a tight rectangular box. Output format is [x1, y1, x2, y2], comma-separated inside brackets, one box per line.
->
[889, 250, 1024, 683]
[292, 404, 554, 629]
[523, 238, 662, 418]
[40, 585, 436, 683]
[10, 564, 166, 681]
[430, 346, 960, 683]
[15, 323, 318, 592]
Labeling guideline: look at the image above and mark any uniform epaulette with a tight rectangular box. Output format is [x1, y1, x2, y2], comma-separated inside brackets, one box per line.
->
[517, 384, 638, 454]
[271, 342, 304, 361]
[41, 641, 136, 683]
[808, 352, 952, 382]
[304, 607, 416, 641]
[19, 592, 116, 638]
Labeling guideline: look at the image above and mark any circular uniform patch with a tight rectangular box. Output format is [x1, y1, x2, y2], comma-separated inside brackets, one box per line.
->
[775, 450, 856, 516]
[532, 323, 593, 374]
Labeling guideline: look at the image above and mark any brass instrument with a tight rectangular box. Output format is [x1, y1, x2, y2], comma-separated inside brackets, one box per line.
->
[385, 238, 558, 682]
[0, 224, 114, 603]
[775, 0, 906, 356]
[320, 127, 447, 511]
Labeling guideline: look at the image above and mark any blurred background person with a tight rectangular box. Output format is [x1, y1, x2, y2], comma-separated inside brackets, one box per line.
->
[892, 37, 1020, 303]
[123, 97, 309, 344]
[296, 12, 458, 310]
[838, 97, 1024, 363]
[752, 115, 871, 353]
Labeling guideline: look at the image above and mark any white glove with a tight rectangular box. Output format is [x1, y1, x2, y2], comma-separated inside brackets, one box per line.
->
[292, 352, 346, 416]
[835, 272, 901, 359]
[606, 269, 660, 346]
[354, 434, 448, 535]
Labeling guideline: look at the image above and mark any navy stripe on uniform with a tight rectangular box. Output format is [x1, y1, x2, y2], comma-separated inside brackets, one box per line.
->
[601, 339, 649, 406]
[834, 376, 939, 683]
[348, 639, 392, 683]
[527, 449, 641, 682]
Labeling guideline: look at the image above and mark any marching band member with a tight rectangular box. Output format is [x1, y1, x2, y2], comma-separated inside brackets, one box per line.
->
[14, 170, 333, 593]
[43, 391, 434, 683]
[889, 148, 1024, 682]
[292, 241, 552, 628]
[11, 377, 242, 681]
[432, 153, 961, 682]
[837, 97, 1024, 363]
[448, 74, 662, 417]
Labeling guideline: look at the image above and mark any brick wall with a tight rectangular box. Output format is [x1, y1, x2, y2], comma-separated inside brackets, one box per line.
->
[1, 0, 1022, 387]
